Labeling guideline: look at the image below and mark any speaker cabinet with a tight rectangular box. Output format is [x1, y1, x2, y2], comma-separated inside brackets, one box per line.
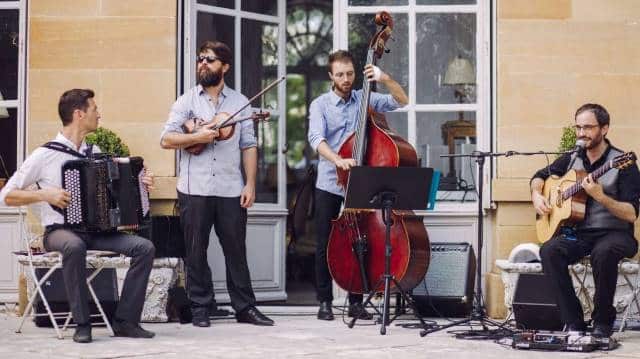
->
[411, 242, 475, 317]
[137, 215, 185, 258]
[512, 272, 563, 330]
[34, 268, 119, 327]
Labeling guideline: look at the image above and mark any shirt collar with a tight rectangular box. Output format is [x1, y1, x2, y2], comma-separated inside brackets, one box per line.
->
[55, 132, 90, 152]
[197, 84, 229, 99]
[579, 138, 612, 168]
[329, 89, 355, 106]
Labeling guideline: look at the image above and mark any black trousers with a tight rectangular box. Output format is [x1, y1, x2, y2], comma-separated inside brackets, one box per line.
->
[540, 229, 638, 327]
[43, 228, 155, 325]
[178, 191, 256, 313]
[314, 189, 362, 305]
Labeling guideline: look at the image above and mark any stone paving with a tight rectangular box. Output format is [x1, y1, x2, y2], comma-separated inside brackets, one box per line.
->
[2, 306, 640, 358]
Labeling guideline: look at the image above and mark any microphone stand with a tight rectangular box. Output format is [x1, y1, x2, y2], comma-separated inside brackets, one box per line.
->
[419, 148, 576, 338]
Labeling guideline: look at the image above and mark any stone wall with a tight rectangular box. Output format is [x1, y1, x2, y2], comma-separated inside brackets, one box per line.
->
[27, 0, 177, 185]
[488, 0, 640, 318]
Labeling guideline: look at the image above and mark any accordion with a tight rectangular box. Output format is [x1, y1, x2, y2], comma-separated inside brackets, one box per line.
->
[61, 156, 150, 232]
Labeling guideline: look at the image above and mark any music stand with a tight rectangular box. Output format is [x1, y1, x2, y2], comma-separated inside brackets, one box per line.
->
[344, 166, 433, 335]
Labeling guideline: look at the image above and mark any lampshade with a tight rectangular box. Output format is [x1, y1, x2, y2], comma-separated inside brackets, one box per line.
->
[0, 90, 9, 119]
[443, 56, 475, 86]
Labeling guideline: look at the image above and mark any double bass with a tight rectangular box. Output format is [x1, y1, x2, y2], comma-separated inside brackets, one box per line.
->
[326, 12, 430, 294]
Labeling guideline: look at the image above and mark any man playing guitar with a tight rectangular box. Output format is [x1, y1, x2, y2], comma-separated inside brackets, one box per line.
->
[530, 103, 640, 338]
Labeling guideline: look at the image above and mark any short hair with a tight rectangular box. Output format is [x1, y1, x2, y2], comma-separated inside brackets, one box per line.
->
[575, 103, 610, 127]
[198, 40, 232, 65]
[58, 89, 95, 126]
[328, 50, 354, 73]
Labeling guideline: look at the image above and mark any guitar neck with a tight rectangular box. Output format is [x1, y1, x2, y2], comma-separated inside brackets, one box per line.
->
[562, 160, 612, 200]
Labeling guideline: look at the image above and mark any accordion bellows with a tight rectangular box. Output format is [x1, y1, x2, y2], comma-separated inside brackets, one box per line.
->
[62, 156, 150, 232]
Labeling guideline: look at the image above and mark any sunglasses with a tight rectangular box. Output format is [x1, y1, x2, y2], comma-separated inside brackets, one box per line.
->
[197, 55, 222, 64]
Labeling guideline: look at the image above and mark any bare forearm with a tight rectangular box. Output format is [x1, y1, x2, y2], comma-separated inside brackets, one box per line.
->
[242, 147, 257, 187]
[4, 189, 46, 207]
[160, 132, 204, 149]
[593, 194, 637, 223]
[381, 78, 408, 106]
[530, 178, 544, 197]
[317, 141, 341, 164]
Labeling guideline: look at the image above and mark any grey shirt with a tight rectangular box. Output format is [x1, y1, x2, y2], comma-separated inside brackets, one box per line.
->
[161, 84, 257, 197]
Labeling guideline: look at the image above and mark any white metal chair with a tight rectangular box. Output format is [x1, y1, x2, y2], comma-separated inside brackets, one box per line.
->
[15, 224, 115, 339]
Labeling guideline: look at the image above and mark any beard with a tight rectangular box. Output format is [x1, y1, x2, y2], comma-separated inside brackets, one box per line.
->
[334, 81, 352, 95]
[581, 133, 604, 150]
[198, 67, 223, 87]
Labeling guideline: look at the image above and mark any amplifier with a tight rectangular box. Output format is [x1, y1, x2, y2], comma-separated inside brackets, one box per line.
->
[136, 216, 185, 258]
[513, 273, 563, 330]
[34, 268, 118, 327]
[411, 242, 475, 317]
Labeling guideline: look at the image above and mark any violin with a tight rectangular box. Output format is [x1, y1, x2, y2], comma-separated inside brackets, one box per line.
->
[182, 111, 270, 155]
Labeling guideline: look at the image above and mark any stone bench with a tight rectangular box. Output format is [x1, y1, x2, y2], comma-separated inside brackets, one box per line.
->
[495, 259, 640, 319]
[17, 252, 181, 322]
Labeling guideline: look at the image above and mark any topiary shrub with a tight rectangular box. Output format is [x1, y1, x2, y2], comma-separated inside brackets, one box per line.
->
[86, 127, 130, 157]
[558, 125, 577, 154]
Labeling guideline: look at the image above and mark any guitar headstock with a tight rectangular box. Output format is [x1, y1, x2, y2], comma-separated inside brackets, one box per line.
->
[612, 151, 637, 170]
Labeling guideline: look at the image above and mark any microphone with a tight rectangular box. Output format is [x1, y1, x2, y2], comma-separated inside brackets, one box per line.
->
[572, 139, 587, 153]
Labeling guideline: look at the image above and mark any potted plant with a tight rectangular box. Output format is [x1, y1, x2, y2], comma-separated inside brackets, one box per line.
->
[86, 127, 130, 157]
[558, 125, 577, 154]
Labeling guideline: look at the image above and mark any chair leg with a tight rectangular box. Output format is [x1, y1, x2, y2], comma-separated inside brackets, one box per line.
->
[16, 265, 65, 339]
[87, 266, 114, 336]
[618, 270, 640, 334]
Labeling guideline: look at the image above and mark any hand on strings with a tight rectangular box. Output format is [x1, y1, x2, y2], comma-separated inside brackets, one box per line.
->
[334, 157, 356, 171]
[40, 187, 71, 209]
[531, 191, 551, 216]
[582, 174, 605, 202]
[364, 64, 389, 83]
[196, 122, 220, 144]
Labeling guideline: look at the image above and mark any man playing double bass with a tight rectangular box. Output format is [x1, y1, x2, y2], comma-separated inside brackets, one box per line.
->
[307, 50, 408, 321]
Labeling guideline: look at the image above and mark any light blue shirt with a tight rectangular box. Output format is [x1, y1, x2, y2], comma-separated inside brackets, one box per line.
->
[161, 84, 257, 197]
[308, 89, 400, 196]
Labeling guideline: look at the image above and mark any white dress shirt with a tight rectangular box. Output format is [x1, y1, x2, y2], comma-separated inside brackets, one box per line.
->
[0, 132, 100, 227]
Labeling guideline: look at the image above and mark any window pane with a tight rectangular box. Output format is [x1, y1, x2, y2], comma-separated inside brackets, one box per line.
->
[348, 13, 408, 95]
[384, 111, 407, 139]
[197, 0, 234, 9]
[0, 10, 19, 100]
[242, 0, 277, 16]
[416, 112, 476, 202]
[417, 0, 476, 4]
[242, 19, 280, 203]
[255, 115, 279, 203]
[416, 13, 476, 104]
[196, 12, 235, 88]
[349, 0, 408, 5]
[0, 108, 17, 181]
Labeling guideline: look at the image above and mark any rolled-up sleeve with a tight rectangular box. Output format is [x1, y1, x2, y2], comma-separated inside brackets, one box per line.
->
[369, 92, 400, 113]
[307, 98, 326, 151]
[160, 95, 191, 140]
[0, 151, 43, 206]
[239, 106, 257, 150]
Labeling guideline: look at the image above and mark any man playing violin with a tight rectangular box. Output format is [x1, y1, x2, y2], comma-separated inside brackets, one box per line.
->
[307, 50, 408, 321]
[160, 40, 273, 327]
[531, 103, 640, 337]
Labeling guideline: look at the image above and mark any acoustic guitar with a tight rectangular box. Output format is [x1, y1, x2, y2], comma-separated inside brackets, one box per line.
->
[535, 151, 636, 243]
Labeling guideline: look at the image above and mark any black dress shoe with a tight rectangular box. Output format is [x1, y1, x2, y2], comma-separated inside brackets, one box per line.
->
[317, 301, 334, 321]
[236, 306, 274, 326]
[73, 324, 92, 343]
[592, 323, 613, 338]
[112, 320, 155, 338]
[191, 307, 211, 327]
[348, 302, 373, 320]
